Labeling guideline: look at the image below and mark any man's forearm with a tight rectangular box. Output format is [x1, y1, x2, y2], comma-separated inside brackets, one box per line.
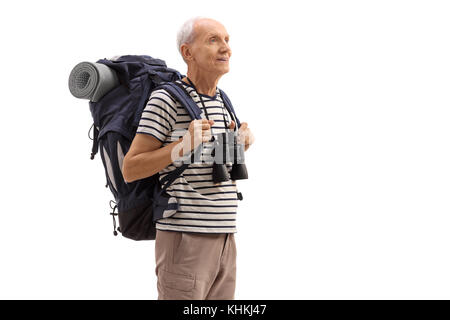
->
[123, 138, 188, 183]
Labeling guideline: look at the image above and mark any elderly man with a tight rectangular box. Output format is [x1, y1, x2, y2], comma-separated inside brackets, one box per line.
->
[122, 17, 254, 300]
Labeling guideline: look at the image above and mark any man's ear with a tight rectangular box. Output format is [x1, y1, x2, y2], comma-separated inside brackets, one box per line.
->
[181, 43, 193, 62]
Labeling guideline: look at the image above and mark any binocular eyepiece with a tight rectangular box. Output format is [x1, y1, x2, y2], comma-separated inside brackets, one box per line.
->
[211, 131, 248, 183]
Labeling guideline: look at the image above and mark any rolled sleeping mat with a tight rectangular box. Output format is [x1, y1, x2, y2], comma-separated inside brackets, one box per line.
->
[68, 61, 120, 102]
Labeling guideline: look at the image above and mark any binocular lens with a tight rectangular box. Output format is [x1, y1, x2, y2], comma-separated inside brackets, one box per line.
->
[210, 130, 249, 183]
[212, 163, 230, 183]
[230, 163, 248, 180]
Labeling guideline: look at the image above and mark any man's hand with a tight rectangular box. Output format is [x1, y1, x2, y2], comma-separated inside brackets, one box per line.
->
[229, 121, 255, 151]
[173, 119, 214, 160]
[184, 119, 215, 150]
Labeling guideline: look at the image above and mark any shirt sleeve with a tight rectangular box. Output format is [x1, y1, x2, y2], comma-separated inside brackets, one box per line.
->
[136, 89, 178, 142]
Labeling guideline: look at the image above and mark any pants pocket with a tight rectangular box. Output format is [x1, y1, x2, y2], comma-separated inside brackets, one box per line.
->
[157, 269, 195, 300]
[172, 232, 195, 265]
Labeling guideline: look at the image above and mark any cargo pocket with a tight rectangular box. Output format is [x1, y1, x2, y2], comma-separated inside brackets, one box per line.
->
[157, 269, 195, 300]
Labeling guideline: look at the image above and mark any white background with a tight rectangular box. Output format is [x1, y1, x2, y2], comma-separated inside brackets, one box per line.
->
[1, 0, 449, 299]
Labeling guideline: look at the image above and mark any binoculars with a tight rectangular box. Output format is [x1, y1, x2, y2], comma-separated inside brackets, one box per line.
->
[210, 130, 248, 183]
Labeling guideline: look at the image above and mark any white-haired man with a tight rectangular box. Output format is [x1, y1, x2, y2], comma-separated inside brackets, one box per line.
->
[122, 17, 254, 300]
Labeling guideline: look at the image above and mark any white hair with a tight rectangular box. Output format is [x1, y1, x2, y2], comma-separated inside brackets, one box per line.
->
[176, 16, 208, 57]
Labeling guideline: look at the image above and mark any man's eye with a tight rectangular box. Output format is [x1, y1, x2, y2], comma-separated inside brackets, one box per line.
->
[210, 38, 216, 42]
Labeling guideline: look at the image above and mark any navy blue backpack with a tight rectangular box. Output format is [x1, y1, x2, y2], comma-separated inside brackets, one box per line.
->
[88, 55, 240, 241]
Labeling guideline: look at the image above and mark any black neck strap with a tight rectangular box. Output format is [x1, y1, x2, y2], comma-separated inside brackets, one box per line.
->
[185, 77, 230, 134]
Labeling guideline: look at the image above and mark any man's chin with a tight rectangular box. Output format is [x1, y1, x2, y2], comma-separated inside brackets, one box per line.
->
[208, 67, 230, 78]
[218, 67, 230, 75]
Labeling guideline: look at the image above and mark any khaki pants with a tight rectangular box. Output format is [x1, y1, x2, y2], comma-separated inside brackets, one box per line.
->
[155, 229, 236, 300]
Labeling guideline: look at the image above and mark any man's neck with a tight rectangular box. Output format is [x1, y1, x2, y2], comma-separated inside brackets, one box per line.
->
[183, 71, 221, 97]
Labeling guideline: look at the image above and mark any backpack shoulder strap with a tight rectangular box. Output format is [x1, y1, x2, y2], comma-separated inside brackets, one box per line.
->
[155, 82, 203, 120]
[151, 81, 203, 193]
[218, 89, 241, 128]
[157, 82, 241, 128]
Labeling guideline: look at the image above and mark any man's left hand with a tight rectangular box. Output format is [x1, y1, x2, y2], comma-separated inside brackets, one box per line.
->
[229, 121, 255, 151]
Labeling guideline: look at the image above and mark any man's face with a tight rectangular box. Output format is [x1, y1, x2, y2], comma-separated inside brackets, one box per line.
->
[187, 19, 232, 76]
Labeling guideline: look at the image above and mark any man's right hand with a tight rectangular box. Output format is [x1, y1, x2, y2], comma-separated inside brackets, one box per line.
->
[182, 119, 215, 151]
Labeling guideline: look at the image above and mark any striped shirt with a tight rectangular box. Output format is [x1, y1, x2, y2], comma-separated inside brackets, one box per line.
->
[136, 79, 239, 233]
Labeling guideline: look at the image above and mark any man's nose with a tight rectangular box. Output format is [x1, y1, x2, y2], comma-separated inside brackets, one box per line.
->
[220, 41, 231, 54]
